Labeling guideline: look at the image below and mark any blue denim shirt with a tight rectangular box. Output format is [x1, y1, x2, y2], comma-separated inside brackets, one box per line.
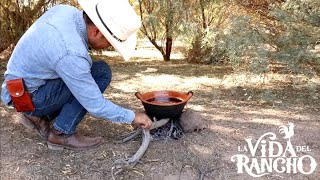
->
[1, 5, 135, 124]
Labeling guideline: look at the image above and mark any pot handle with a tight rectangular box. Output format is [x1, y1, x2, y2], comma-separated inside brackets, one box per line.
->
[135, 92, 143, 100]
[186, 91, 193, 101]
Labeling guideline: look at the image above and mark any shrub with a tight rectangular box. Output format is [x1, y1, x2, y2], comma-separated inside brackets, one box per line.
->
[186, 0, 320, 74]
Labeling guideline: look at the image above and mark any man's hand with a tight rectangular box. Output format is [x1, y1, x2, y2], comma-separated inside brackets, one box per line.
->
[132, 112, 152, 129]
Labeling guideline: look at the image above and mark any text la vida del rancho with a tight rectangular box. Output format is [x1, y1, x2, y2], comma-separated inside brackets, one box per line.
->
[231, 123, 317, 177]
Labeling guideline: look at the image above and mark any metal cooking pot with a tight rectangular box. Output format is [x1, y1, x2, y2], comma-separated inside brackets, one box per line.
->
[135, 90, 193, 119]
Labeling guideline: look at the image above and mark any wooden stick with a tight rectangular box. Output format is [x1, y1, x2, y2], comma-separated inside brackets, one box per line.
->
[116, 129, 142, 143]
[112, 118, 171, 177]
[117, 118, 170, 143]
[127, 128, 151, 165]
[111, 118, 170, 179]
[125, 118, 170, 164]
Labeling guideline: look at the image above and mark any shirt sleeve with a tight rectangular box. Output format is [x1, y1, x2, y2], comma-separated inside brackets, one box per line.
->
[54, 54, 135, 124]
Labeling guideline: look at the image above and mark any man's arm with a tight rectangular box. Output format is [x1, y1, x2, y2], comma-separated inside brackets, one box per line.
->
[54, 55, 135, 123]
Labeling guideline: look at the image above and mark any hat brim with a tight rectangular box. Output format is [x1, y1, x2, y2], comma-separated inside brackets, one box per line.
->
[78, 0, 137, 61]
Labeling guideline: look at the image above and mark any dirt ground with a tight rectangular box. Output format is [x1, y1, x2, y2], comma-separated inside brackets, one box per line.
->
[0, 52, 319, 180]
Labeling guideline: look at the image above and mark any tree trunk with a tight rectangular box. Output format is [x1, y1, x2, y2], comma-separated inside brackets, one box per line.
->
[200, 0, 207, 30]
[164, 0, 173, 61]
[164, 37, 172, 61]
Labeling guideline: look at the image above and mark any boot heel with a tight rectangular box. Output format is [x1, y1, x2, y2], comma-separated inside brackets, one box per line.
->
[20, 117, 36, 130]
[47, 143, 64, 150]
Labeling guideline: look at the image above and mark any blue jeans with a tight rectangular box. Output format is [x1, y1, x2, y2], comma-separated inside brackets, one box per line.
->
[25, 60, 112, 134]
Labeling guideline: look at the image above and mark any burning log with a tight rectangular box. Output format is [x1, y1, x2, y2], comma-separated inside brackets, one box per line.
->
[112, 118, 170, 178]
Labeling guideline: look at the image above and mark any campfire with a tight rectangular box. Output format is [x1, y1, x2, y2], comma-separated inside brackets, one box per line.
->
[151, 117, 183, 140]
[111, 91, 208, 178]
[136, 90, 192, 141]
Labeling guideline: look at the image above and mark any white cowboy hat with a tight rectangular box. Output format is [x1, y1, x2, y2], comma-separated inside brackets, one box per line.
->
[78, 0, 141, 61]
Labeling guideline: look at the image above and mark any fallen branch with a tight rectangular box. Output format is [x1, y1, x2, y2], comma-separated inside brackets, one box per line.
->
[127, 128, 151, 165]
[112, 118, 170, 178]
[117, 129, 142, 143]
[116, 118, 170, 143]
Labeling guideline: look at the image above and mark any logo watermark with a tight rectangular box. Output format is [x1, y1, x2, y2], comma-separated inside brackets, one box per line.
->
[231, 123, 318, 177]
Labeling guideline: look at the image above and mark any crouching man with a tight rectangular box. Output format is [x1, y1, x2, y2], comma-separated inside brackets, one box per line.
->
[1, 0, 152, 151]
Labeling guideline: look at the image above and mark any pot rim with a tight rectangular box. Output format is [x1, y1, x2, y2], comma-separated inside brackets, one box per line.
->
[135, 90, 193, 106]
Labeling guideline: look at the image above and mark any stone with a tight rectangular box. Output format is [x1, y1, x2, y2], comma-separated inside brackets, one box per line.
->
[179, 109, 208, 132]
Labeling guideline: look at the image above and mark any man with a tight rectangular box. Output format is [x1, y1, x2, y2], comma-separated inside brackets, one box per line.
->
[1, 0, 152, 151]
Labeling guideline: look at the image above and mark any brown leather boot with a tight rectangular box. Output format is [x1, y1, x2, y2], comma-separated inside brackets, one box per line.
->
[20, 114, 50, 140]
[47, 129, 103, 151]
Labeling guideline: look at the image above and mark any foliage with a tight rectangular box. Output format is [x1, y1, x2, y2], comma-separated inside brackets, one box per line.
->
[269, 0, 320, 71]
[138, 0, 187, 61]
[185, 0, 320, 74]
[0, 0, 76, 54]
[183, 0, 229, 64]
[1, 0, 319, 74]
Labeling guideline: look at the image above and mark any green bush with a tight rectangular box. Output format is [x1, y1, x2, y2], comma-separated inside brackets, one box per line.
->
[0, 0, 76, 54]
[186, 0, 320, 74]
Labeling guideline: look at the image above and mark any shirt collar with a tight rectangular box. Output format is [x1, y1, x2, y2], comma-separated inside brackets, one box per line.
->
[75, 10, 89, 50]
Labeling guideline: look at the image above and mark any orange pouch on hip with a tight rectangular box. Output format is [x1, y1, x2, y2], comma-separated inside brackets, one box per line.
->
[6, 78, 35, 112]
